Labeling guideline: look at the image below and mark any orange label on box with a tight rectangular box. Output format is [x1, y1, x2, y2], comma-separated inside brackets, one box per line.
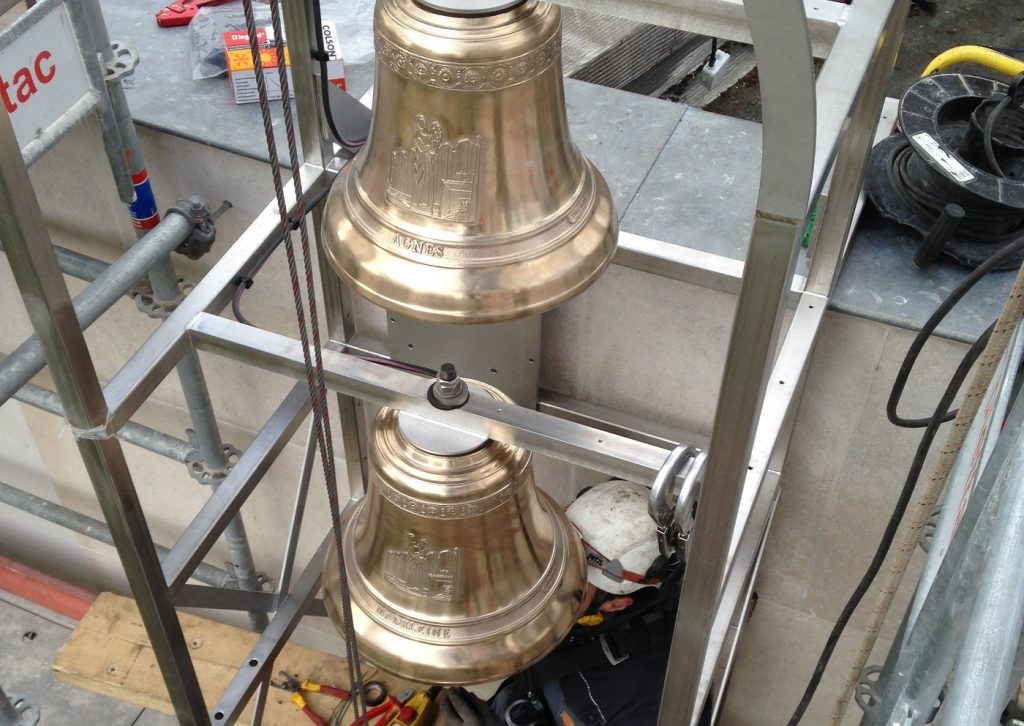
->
[223, 27, 293, 104]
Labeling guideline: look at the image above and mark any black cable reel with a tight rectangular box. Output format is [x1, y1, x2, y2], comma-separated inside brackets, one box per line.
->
[867, 72, 1024, 270]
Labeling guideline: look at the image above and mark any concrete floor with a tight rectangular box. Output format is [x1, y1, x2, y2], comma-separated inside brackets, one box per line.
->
[0, 592, 175, 726]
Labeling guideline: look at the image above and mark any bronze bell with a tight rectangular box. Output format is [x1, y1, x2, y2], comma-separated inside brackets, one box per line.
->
[320, 0, 618, 323]
[323, 384, 586, 684]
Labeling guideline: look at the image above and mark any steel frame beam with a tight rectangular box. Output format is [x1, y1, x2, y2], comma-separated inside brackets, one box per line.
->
[0, 0, 907, 722]
[663, 0, 909, 722]
[0, 72, 209, 726]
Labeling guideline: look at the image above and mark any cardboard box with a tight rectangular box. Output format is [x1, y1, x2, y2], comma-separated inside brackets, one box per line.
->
[224, 27, 291, 104]
[223, 24, 347, 105]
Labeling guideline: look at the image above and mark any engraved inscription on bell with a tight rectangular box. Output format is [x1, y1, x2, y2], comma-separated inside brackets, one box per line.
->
[384, 531, 461, 601]
[386, 115, 482, 223]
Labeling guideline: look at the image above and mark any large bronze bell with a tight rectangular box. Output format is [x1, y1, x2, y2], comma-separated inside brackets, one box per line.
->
[320, 0, 618, 323]
[323, 384, 586, 684]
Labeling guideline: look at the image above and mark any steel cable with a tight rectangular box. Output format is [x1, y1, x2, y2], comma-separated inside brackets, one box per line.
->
[238, 0, 367, 719]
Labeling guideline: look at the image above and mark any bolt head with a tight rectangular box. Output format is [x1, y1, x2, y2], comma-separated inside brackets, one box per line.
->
[439, 363, 457, 382]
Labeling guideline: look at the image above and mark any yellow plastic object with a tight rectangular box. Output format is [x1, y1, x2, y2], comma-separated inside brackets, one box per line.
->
[381, 690, 440, 726]
[922, 45, 1024, 78]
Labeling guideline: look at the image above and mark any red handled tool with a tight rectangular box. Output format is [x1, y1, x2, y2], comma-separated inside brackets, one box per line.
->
[155, 0, 236, 27]
[271, 672, 388, 726]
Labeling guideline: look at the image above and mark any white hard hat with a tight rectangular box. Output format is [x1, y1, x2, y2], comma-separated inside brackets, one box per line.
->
[565, 480, 662, 595]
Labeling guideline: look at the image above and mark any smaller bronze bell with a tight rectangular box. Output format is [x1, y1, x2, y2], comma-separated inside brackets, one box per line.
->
[324, 383, 586, 684]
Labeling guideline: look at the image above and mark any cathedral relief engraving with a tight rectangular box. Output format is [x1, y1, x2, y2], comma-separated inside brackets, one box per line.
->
[386, 115, 482, 223]
[384, 531, 462, 602]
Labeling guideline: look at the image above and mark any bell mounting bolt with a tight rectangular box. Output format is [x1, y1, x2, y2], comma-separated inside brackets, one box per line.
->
[428, 363, 470, 410]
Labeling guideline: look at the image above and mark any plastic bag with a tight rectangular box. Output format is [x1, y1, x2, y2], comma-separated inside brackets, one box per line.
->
[189, 1, 375, 81]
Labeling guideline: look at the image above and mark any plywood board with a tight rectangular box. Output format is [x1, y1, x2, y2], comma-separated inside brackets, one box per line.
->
[53, 592, 421, 725]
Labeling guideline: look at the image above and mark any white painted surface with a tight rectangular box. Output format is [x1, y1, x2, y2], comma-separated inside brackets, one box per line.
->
[0, 4, 91, 153]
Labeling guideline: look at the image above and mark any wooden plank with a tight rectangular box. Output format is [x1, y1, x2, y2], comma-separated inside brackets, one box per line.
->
[53, 593, 422, 725]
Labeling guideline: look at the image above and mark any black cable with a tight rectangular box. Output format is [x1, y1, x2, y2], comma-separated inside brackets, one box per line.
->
[232, 178, 336, 326]
[982, 95, 1012, 179]
[786, 318, 995, 726]
[310, 0, 367, 149]
[888, 235, 1024, 428]
[787, 235, 1024, 724]
[885, 139, 1024, 245]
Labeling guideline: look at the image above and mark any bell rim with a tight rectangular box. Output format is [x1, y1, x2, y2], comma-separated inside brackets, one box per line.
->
[321, 160, 618, 324]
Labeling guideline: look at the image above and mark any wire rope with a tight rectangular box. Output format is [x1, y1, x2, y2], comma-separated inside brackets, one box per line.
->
[238, 0, 367, 718]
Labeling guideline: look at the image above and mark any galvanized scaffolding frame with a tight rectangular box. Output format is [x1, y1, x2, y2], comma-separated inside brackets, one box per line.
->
[0, 0, 908, 723]
[0, 0, 271, 633]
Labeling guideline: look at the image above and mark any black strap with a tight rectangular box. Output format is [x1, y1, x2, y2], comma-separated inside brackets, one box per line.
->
[531, 610, 671, 682]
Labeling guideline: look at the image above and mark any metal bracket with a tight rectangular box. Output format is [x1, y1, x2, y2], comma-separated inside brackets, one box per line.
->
[674, 450, 706, 554]
[649, 444, 699, 558]
[855, 664, 882, 714]
[166, 197, 218, 261]
[918, 505, 941, 553]
[184, 437, 242, 486]
[130, 277, 196, 319]
[858, 664, 944, 723]
[103, 42, 140, 85]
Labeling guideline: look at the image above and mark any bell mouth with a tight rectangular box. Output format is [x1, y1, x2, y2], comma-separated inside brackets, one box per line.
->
[322, 160, 618, 324]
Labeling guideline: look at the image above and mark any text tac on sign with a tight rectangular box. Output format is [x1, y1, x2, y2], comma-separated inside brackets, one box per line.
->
[0, 3, 92, 156]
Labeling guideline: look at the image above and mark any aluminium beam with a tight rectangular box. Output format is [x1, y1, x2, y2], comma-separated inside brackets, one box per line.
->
[186, 312, 702, 491]
[102, 163, 331, 432]
[810, 0, 909, 213]
[615, 230, 808, 298]
[0, 213, 193, 406]
[659, 0, 817, 722]
[211, 534, 333, 725]
[0, 93, 207, 723]
[161, 383, 311, 594]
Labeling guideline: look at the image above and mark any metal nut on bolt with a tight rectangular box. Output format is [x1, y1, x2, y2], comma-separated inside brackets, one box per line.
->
[428, 363, 469, 410]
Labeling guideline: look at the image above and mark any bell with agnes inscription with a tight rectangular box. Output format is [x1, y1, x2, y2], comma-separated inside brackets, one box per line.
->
[323, 383, 586, 684]
[320, 0, 617, 323]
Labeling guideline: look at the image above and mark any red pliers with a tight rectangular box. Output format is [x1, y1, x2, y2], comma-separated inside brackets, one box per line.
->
[271, 672, 390, 726]
[155, 0, 236, 27]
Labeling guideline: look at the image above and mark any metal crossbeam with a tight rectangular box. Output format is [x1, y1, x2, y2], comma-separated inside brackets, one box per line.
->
[161, 383, 312, 594]
[187, 312, 700, 487]
[0, 74, 208, 725]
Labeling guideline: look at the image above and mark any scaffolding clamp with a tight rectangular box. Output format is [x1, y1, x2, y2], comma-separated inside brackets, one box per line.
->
[184, 437, 242, 486]
[167, 196, 217, 261]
